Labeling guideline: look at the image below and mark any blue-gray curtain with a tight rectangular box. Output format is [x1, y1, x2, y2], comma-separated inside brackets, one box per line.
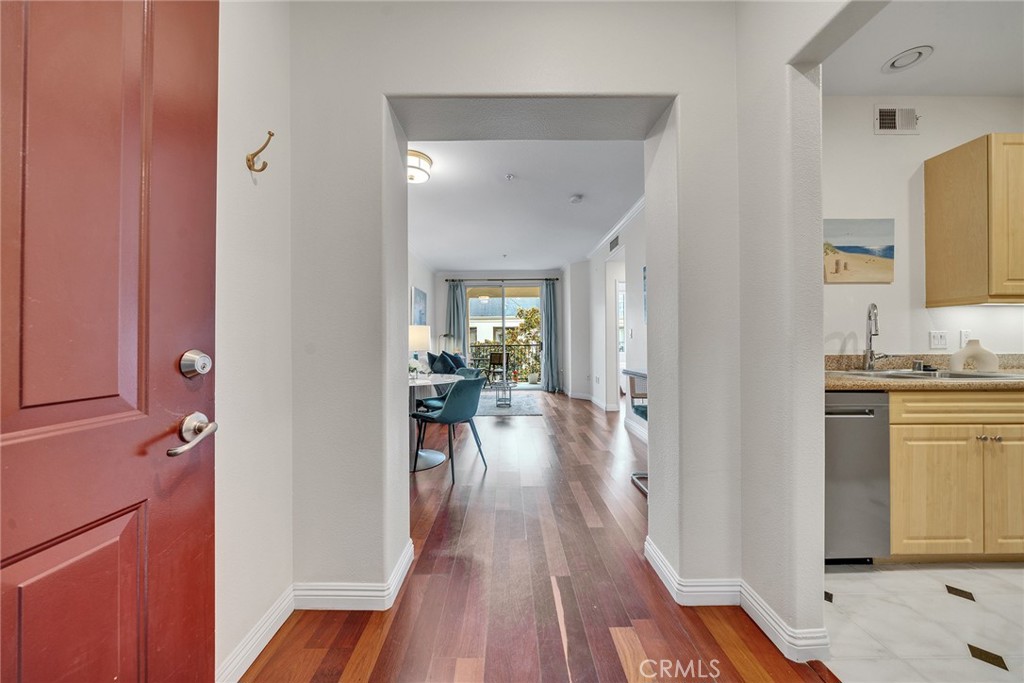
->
[540, 280, 561, 392]
[445, 281, 467, 355]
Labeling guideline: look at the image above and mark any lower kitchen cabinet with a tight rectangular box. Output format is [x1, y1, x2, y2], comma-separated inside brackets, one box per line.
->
[985, 424, 1024, 554]
[890, 425, 985, 555]
[889, 392, 1024, 556]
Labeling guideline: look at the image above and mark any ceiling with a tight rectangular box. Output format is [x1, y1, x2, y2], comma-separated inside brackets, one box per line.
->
[408, 140, 644, 272]
[407, 4, 1024, 273]
[823, 1, 1023, 96]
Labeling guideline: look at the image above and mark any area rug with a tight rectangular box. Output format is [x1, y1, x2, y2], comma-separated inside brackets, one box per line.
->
[475, 390, 543, 416]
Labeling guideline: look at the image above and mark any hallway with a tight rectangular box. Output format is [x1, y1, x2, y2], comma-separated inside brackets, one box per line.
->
[243, 395, 834, 682]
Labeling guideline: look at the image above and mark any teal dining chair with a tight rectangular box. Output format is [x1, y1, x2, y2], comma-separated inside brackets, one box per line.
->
[417, 368, 485, 456]
[410, 376, 486, 484]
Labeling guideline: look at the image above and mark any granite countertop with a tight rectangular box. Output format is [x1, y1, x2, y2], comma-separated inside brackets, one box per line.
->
[825, 354, 1024, 392]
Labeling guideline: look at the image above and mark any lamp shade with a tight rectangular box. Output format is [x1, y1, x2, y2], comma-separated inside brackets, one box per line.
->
[408, 325, 431, 353]
[407, 150, 432, 184]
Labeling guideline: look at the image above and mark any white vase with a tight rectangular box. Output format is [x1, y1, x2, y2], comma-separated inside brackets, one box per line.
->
[950, 339, 998, 372]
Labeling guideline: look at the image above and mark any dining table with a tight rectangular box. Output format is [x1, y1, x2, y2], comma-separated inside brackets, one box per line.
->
[408, 373, 463, 472]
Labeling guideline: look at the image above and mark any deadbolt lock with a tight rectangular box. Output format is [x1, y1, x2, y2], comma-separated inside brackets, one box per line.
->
[180, 349, 213, 378]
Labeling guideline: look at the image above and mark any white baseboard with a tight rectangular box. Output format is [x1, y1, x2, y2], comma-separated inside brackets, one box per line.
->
[739, 581, 831, 662]
[567, 391, 592, 402]
[293, 538, 414, 610]
[644, 537, 741, 605]
[624, 414, 648, 443]
[643, 537, 830, 663]
[216, 541, 416, 681]
[215, 585, 294, 683]
[589, 396, 618, 412]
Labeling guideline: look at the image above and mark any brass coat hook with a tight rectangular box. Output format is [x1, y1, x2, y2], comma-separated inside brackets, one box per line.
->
[246, 131, 275, 173]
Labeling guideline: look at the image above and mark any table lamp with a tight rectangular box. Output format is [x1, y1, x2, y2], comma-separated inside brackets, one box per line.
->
[408, 325, 431, 361]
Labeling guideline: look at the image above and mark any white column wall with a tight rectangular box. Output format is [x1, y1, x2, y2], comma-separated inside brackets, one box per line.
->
[566, 261, 592, 399]
[736, 0, 852, 652]
[216, 0, 293, 673]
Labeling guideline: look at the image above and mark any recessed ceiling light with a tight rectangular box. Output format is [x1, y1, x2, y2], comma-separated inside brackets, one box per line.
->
[569, 194, 584, 204]
[881, 45, 933, 74]
[505, 173, 515, 181]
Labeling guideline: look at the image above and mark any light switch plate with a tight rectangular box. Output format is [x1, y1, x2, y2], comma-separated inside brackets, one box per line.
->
[929, 331, 948, 349]
[960, 330, 973, 348]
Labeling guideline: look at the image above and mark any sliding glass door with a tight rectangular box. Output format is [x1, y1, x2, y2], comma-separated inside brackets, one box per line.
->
[466, 284, 541, 386]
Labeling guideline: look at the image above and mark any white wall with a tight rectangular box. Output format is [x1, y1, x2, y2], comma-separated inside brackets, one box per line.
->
[588, 255, 608, 408]
[408, 250, 436, 336]
[215, 1, 293, 675]
[584, 203, 645, 412]
[623, 208, 648, 376]
[565, 260, 592, 399]
[823, 96, 1024, 354]
[604, 260, 626, 409]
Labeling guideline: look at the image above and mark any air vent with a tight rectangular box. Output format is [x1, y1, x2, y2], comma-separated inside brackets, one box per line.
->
[610, 236, 620, 252]
[874, 106, 919, 135]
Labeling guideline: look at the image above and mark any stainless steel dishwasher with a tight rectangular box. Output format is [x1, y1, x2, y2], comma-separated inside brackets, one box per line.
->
[825, 391, 890, 562]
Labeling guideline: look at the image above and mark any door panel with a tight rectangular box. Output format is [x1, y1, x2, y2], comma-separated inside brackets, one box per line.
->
[985, 425, 1024, 554]
[989, 134, 1024, 296]
[1, 1, 218, 680]
[1, 509, 142, 683]
[890, 424, 985, 554]
[19, 1, 143, 409]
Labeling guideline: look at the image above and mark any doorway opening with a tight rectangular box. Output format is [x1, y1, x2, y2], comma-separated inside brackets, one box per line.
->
[466, 283, 542, 388]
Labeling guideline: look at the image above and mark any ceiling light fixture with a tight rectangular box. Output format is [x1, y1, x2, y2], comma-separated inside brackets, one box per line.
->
[569, 194, 584, 204]
[407, 150, 433, 183]
[881, 45, 933, 74]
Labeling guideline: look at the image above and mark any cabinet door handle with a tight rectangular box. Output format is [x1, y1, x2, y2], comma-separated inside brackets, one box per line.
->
[992, 435, 1003, 443]
[977, 435, 989, 441]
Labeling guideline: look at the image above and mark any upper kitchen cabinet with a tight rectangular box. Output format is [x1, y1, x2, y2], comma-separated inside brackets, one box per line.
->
[924, 133, 1024, 306]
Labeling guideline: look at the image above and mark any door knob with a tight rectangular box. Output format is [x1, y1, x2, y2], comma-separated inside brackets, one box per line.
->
[167, 411, 218, 456]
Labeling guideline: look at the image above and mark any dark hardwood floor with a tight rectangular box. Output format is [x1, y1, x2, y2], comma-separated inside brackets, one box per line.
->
[242, 393, 836, 682]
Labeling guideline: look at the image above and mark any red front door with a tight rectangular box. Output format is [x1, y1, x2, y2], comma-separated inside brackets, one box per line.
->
[1, 2, 218, 680]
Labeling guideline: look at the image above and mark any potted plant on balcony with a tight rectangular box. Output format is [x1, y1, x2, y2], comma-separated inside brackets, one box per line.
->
[523, 355, 540, 384]
[506, 306, 542, 384]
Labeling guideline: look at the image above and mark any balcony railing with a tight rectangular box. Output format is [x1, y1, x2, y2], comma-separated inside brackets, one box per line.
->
[470, 342, 542, 383]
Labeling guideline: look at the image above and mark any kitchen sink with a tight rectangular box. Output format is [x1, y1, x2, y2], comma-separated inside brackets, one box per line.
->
[844, 369, 1024, 380]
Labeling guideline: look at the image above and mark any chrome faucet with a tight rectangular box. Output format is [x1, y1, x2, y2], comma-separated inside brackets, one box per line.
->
[864, 303, 889, 370]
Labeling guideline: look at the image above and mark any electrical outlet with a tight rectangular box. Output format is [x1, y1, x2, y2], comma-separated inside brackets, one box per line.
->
[929, 331, 948, 349]
[960, 330, 973, 348]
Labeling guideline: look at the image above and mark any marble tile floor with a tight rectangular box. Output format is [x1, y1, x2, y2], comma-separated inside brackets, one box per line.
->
[824, 563, 1024, 683]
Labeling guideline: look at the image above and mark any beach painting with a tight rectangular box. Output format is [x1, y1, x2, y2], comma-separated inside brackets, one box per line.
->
[823, 218, 895, 284]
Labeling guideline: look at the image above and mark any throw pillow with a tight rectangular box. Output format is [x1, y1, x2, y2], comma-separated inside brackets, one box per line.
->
[431, 353, 456, 375]
[442, 351, 466, 370]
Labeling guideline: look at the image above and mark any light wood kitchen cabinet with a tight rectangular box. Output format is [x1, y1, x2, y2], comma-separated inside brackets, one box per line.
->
[985, 425, 1024, 554]
[924, 133, 1024, 306]
[890, 424, 985, 555]
[890, 392, 1024, 556]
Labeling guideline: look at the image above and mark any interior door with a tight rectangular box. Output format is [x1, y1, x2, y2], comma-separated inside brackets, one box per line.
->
[1, 2, 219, 681]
